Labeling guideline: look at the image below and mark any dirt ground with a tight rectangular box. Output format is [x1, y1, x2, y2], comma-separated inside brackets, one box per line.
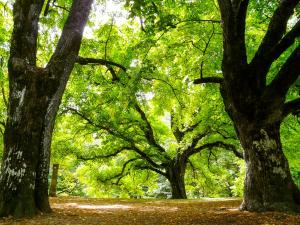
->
[0, 197, 299, 225]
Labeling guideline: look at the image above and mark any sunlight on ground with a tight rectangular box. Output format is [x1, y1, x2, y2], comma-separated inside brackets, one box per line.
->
[52, 202, 178, 212]
[53, 203, 132, 210]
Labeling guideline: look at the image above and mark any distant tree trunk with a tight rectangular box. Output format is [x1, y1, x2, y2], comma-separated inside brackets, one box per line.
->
[0, 0, 93, 218]
[49, 164, 59, 197]
[167, 158, 187, 199]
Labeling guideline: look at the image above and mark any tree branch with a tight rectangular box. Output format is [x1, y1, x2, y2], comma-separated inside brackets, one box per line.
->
[76, 147, 130, 161]
[99, 158, 139, 184]
[76, 56, 127, 72]
[184, 141, 243, 159]
[131, 145, 164, 169]
[133, 102, 167, 154]
[251, 0, 299, 69]
[266, 44, 300, 97]
[9, 0, 45, 66]
[47, 0, 93, 75]
[267, 20, 300, 63]
[134, 165, 167, 177]
[67, 107, 166, 169]
[217, 0, 249, 68]
[194, 77, 223, 84]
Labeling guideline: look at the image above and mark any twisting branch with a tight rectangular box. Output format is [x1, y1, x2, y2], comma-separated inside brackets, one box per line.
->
[184, 141, 243, 160]
[189, 130, 211, 150]
[134, 164, 167, 177]
[66, 107, 165, 169]
[133, 102, 167, 154]
[99, 158, 140, 184]
[131, 145, 165, 169]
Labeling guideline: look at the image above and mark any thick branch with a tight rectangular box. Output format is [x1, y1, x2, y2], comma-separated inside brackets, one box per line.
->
[217, 0, 249, 66]
[266, 44, 300, 97]
[47, 0, 93, 76]
[194, 77, 223, 84]
[189, 131, 210, 150]
[252, 0, 299, 67]
[76, 56, 127, 72]
[267, 20, 300, 63]
[9, 0, 45, 66]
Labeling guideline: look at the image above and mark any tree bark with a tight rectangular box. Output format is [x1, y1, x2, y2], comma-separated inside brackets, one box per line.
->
[0, 0, 93, 218]
[235, 122, 300, 211]
[167, 158, 187, 199]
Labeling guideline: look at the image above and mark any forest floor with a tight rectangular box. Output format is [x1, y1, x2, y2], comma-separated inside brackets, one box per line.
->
[0, 197, 300, 225]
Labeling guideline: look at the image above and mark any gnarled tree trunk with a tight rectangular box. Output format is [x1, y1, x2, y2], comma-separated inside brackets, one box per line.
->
[0, 0, 93, 218]
[215, 0, 300, 212]
[235, 122, 300, 211]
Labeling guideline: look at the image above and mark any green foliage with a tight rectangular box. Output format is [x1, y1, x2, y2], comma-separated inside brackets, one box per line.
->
[281, 116, 300, 187]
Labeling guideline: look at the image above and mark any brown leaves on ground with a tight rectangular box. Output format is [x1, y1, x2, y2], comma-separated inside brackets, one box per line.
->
[0, 197, 299, 225]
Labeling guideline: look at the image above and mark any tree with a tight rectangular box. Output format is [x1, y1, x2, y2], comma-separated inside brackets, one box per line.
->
[0, 0, 93, 217]
[210, 0, 300, 211]
[51, 12, 242, 199]
[61, 63, 242, 199]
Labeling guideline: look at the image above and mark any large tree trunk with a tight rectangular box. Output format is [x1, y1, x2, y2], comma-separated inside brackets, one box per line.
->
[0, 0, 93, 218]
[0, 68, 51, 217]
[167, 159, 187, 199]
[216, 0, 300, 212]
[235, 122, 300, 212]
